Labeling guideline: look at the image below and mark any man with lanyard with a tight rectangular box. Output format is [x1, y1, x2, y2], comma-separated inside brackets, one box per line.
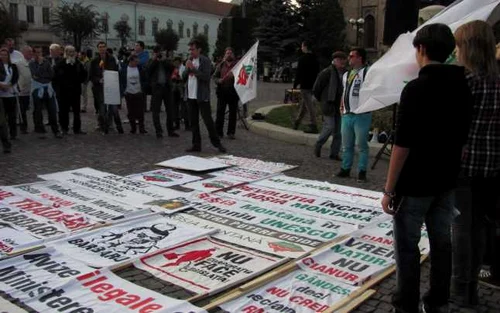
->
[336, 47, 371, 183]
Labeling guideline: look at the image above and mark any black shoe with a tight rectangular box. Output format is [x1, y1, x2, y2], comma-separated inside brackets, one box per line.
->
[156, 133, 163, 139]
[21, 129, 28, 134]
[293, 121, 300, 130]
[357, 171, 367, 183]
[168, 132, 180, 138]
[35, 128, 47, 134]
[2, 142, 11, 154]
[217, 144, 227, 153]
[81, 109, 87, 113]
[304, 125, 319, 134]
[186, 146, 201, 152]
[227, 134, 236, 140]
[74, 131, 87, 135]
[335, 168, 351, 178]
[10, 136, 17, 141]
[54, 132, 63, 139]
[314, 146, 321, 158]
[139, 129, 147, 134]
[118, 129, 124, 134]
[62, 130, 69, 136]
[130, 129, 137, 134]
[329, 155, 342, 161]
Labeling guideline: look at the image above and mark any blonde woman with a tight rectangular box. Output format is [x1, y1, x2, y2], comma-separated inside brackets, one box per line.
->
[452, 20, 500, 306]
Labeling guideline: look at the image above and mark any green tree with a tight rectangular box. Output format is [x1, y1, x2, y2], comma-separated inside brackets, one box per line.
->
[113, 20, 131, 47]
[154, 28, 179, 55]
[50, 1, 100, 52]
[193, 34, 210, 56]
[0, 3, 23, 44]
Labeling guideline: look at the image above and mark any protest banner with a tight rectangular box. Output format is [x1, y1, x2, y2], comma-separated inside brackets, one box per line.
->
[103, 70, 121, 105]
[209, 155, 296, 173]
[255, 175, 382, 207]
[220, 268, 359, 313]
[135, 237, 284, 295]
[39, 168, 189, 212]
[22, 268, 207, 313]
[156, 156, 230, 172]
[51, 213, 215, 267]
[221, 184, 383, 225]
[128, 169, 202, 188]
[0, 298, 29, 312]
[0, 247, 92, 302]
[232, 41, 258, 104]
[210, 167, 276, 183]
[182, 177, 245, 193]
[0, 222, 43, 256]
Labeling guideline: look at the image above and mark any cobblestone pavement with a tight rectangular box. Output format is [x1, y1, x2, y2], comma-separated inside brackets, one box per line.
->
[1, 82, 499, 312]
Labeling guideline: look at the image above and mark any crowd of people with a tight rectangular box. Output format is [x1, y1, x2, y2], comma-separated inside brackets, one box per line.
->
[0, 38, 236, 154]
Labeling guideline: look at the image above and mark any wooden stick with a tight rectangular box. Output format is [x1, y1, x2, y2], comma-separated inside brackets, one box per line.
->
[5, 245, 45, 259]
[337, 289, 376, 313]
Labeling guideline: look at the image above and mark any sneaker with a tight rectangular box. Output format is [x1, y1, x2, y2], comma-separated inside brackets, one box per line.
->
[186, 146, 201, 152]
[314, 146, 321, 158]
[357, 171, 367, 183]
[479, 275, 500, 290]
[422, 303, 450, 313]
[335, 168, 350, 178]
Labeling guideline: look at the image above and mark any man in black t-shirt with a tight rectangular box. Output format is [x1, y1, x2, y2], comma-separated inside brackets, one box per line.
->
[381, 24, 472, 313]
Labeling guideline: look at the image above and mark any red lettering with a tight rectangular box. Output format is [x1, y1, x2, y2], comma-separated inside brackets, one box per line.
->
[242, 306, 264, 313]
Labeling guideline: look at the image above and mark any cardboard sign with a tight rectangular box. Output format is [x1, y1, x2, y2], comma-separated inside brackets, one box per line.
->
[209, 155, 296, 173]
[135, 237, 283, 295]
[182, 177, 244, 193]
[210, 167, 275, 183]
[220, 269, 358, 313]
[52, 214, 215, 267]
[255, 175, 382, 207]
[39, 168, 188, 212]
[128, 169, 202, 188]
[0, 222, 42, 256]
[22, 268, 207, 313]
[156, 156, 230, 172]
[103, 70, 121, 105]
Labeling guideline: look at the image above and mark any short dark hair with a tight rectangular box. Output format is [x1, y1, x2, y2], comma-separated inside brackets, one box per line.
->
[413, 23, 455, 63]
[302, 40, 312, 50]
[97, 41, 106, 48]
[350, 47, 367, 63]
[4, 38, 13, 43]
[225, 47, 234, 53]
[188, 39, 202, 51]
[136, 41, 145, 49]
[128, 55, 138, 62]
[332, 51, 347, 60]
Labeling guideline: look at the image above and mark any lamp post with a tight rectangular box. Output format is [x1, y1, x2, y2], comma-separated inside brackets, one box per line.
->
[348, 18, 365, 46]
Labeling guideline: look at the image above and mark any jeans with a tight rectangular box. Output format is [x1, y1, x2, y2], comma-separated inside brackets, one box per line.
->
[316, 113, 342, 157]
[151, 86, 174, 135]
[59, 90, 82, 133]
[18, 95, 30, 132]
[295, 89, 316, 126]
[393, 192, 454, 313]
[2, 97, 17, 139]
[32, 89, 59, 134]
[452, 176, 500, 292]
[106, 105, 123, 133]
[215, 89, 238, 136]
[341, 113, 372, 172]
[188, 99, 221, 149]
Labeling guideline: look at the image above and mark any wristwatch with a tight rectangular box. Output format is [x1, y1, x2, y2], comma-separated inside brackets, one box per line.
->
[383, 190, 396, 198]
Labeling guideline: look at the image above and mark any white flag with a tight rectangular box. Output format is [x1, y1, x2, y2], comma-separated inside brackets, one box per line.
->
[232, 41, 259, 104]
[355, 0, 500, 114]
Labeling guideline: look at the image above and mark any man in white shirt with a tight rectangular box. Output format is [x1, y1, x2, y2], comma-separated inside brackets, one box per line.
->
[4, 38, 23, 64]
[17, 46, 33, 134]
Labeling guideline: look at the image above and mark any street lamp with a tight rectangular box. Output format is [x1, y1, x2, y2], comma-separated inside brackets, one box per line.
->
[348, 17, 365, 46]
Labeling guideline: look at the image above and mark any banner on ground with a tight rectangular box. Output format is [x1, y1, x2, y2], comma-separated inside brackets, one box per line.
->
[51, 214, 215, 267]
[0, 298, 29, 312]
[190, 193, 356, 254]
[22, 268, 207, 313]
[209, 155, 297, 173]
[232, 41, 258, 104]
[127, 169, 202, 188]
[221, 184, 383, 225]
[156, 156, 230, 172]
[0, 247, 92, 302]
[0, 222, 43, 256]
[210, 166, 276, 183]
[135, 237, 283, 295]
[39, 168, 189, 212]
[255, 175, 382, 207]
[220, 268, 359, 313]
[182, 177, 244, 193]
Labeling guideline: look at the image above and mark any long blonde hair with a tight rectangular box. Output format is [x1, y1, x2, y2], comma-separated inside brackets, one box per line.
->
[455, 20, 498, 78]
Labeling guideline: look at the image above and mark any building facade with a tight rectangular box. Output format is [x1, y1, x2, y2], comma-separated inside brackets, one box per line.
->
[64, 0, 232, 57]
[2, 0, 60, 47]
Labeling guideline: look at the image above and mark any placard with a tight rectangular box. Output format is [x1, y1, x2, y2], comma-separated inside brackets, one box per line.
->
[220, 269, 358, 313]
[210, 167, 275, 183]
[156, 156, 230, 172]
[103, 70, 121, 105]
[135, 237, 283, 295]
[128, 169, 202, 188]
[39, 168, 188, 212]
[182, 177, 244, 193]
[209, 155, 296, 173]
[0, 222, 42, 256]
[52, 214, 215, 267]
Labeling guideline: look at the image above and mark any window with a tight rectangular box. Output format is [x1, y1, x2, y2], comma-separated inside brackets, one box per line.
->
[192, 22, 198, 36]
[152, 18, 159, 36]
[187, 28, 190, 38]
[363, 15, 376, 48]
[167, 19, 173, 30]
[26, 5, 35, 24]
[178, 21, 184, 38]
[138, 17, 145, 36]
[9, 3, 18, 21]
[42, 7, 50, 25]
[204, 24, 209, 37]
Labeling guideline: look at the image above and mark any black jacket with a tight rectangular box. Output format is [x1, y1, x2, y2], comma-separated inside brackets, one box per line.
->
[119, 64, 147, 96]
[148, 58, 174, 89]
[89, 55, 119, 86]
[0, 63, 19, 86]
[54, 59, 87, 95]
[313, 65, 342, 116]
[293, 53, 320, 90]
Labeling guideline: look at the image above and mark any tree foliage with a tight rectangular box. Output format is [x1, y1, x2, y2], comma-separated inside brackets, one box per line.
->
[154, 28, 179, 54]
[114, 20, 131, 47]
[0, 3, 23, 44]
[50, 1, 100, 52]
[193, 34, 210, 56]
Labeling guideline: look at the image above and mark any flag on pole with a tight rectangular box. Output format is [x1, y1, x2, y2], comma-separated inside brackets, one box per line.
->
[232, 41, 259, 104]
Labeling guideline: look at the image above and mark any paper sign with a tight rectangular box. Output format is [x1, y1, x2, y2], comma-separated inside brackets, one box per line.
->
[210, 166, 275, 182]
[128, 169, 202, 188]
[0, 222, 42, 256]
[209, 155, 296, 173]
[103, 70, 121, 105]
[156, 156, 230, 172]
[182, 177, 244, 193]
[135, 237, 283, 295]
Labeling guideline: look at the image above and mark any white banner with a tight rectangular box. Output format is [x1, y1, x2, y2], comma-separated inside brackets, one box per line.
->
[210, 166, 276, 183]
[232, 41, 258, 104]
[23, 268, 207, 313]
[0, 298, 29, 312]
[51, 214, 215, 267]
[103, 70, 121, 105]
[127, 169, 202, 188]
[209, 155, 296, 173]
[0, 247, 92, 302]
[255, 175, 382, 207]
[220, 269, 358, 313]
[182, 177, 244, 193]
[135, 237, 283, 295]
[156, 156, 230, 172]
[39, 168, 188, 212]
[0, 222, 42, 256]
